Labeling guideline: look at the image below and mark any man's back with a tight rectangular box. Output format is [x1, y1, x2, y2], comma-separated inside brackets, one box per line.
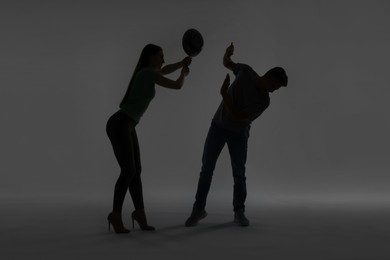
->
[212, 63, 270, 134]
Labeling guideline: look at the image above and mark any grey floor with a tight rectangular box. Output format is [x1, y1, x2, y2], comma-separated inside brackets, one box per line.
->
[1, 193, 389, 260]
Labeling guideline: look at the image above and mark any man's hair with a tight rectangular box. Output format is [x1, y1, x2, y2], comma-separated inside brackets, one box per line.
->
[264, 67, 288, 87]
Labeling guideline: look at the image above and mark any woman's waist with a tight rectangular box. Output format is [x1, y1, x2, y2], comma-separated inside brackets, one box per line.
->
[108, 110, 137, 126]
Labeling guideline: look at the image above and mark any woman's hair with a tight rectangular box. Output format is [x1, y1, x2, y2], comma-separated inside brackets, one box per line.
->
[264, 67, 288, 87]
[120, 44, 162, 107]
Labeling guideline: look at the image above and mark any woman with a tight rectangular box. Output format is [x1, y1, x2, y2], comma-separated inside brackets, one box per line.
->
[106, 44, 191, 233]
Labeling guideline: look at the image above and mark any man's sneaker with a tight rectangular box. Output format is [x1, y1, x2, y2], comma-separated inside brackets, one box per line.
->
[234, 210, 250, 226]
[185, 207, 207, 227]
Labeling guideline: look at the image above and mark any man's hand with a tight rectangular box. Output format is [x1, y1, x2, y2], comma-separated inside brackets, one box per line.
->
[219, 73, 247, 120]
[220, 74, 230, 96]
[225, 42, 234, 57]
[223, 43, 236, 71]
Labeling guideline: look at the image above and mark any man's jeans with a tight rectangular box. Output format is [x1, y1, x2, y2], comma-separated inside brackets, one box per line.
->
[194, 122, 249, 212]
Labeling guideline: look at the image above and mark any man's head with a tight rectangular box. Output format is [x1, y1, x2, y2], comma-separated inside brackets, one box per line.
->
[262, 67, 288, 93]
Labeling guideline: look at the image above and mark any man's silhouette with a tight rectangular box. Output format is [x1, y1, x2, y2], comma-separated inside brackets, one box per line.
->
[185, 43, 288, 227]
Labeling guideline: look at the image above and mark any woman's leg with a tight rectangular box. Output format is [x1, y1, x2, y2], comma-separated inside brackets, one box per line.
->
[128, 129, 145, 210]
[107, 113, 137, 213]
[127, 129, 155, 230]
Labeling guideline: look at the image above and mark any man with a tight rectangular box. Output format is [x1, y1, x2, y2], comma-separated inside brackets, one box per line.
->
[185, 43, 288, 227]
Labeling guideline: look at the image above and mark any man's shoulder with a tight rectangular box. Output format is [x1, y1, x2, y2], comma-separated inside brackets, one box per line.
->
[235, 63, 251, 69]
[234, 63, 253, 75]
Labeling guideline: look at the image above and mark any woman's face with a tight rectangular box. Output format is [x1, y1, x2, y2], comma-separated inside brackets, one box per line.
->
[150, 50, 165, 69]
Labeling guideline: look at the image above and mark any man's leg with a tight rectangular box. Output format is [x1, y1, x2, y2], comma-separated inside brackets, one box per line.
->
[194, 124, 226, 209]
[186, 124, 226, 226]
[227, 130, 249, 226]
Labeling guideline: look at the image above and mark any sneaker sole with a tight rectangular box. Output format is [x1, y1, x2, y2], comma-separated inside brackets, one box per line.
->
[185, 212, 207, 227]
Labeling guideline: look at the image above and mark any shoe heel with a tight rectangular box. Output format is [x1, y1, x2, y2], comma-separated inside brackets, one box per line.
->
[107, 212, 130, 234]
[132, 217, 135, 229]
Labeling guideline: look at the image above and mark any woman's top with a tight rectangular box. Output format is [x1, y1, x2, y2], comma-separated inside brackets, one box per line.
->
[120, 68, 158, 124]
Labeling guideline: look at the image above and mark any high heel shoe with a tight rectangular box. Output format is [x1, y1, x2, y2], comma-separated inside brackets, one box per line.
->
[131, 209, 155, 231]
[107, 212, 130, 233]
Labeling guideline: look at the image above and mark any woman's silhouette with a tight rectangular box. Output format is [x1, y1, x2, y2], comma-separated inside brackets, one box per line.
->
[106, 44, 191, 233]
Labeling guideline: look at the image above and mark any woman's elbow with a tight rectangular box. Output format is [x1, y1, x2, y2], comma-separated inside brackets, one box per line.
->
[175, 83, 183, 89]
[174, 79, 184, 89]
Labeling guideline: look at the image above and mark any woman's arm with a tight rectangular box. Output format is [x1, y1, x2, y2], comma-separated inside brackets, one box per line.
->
[220, 74, 248, 120]
[155, 66, 190, 89]
[160, 57, 192, 75]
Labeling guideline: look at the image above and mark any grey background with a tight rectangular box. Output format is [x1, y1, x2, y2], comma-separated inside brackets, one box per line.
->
[1, 1, 390, 259]
[1, 0, 389, 201]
